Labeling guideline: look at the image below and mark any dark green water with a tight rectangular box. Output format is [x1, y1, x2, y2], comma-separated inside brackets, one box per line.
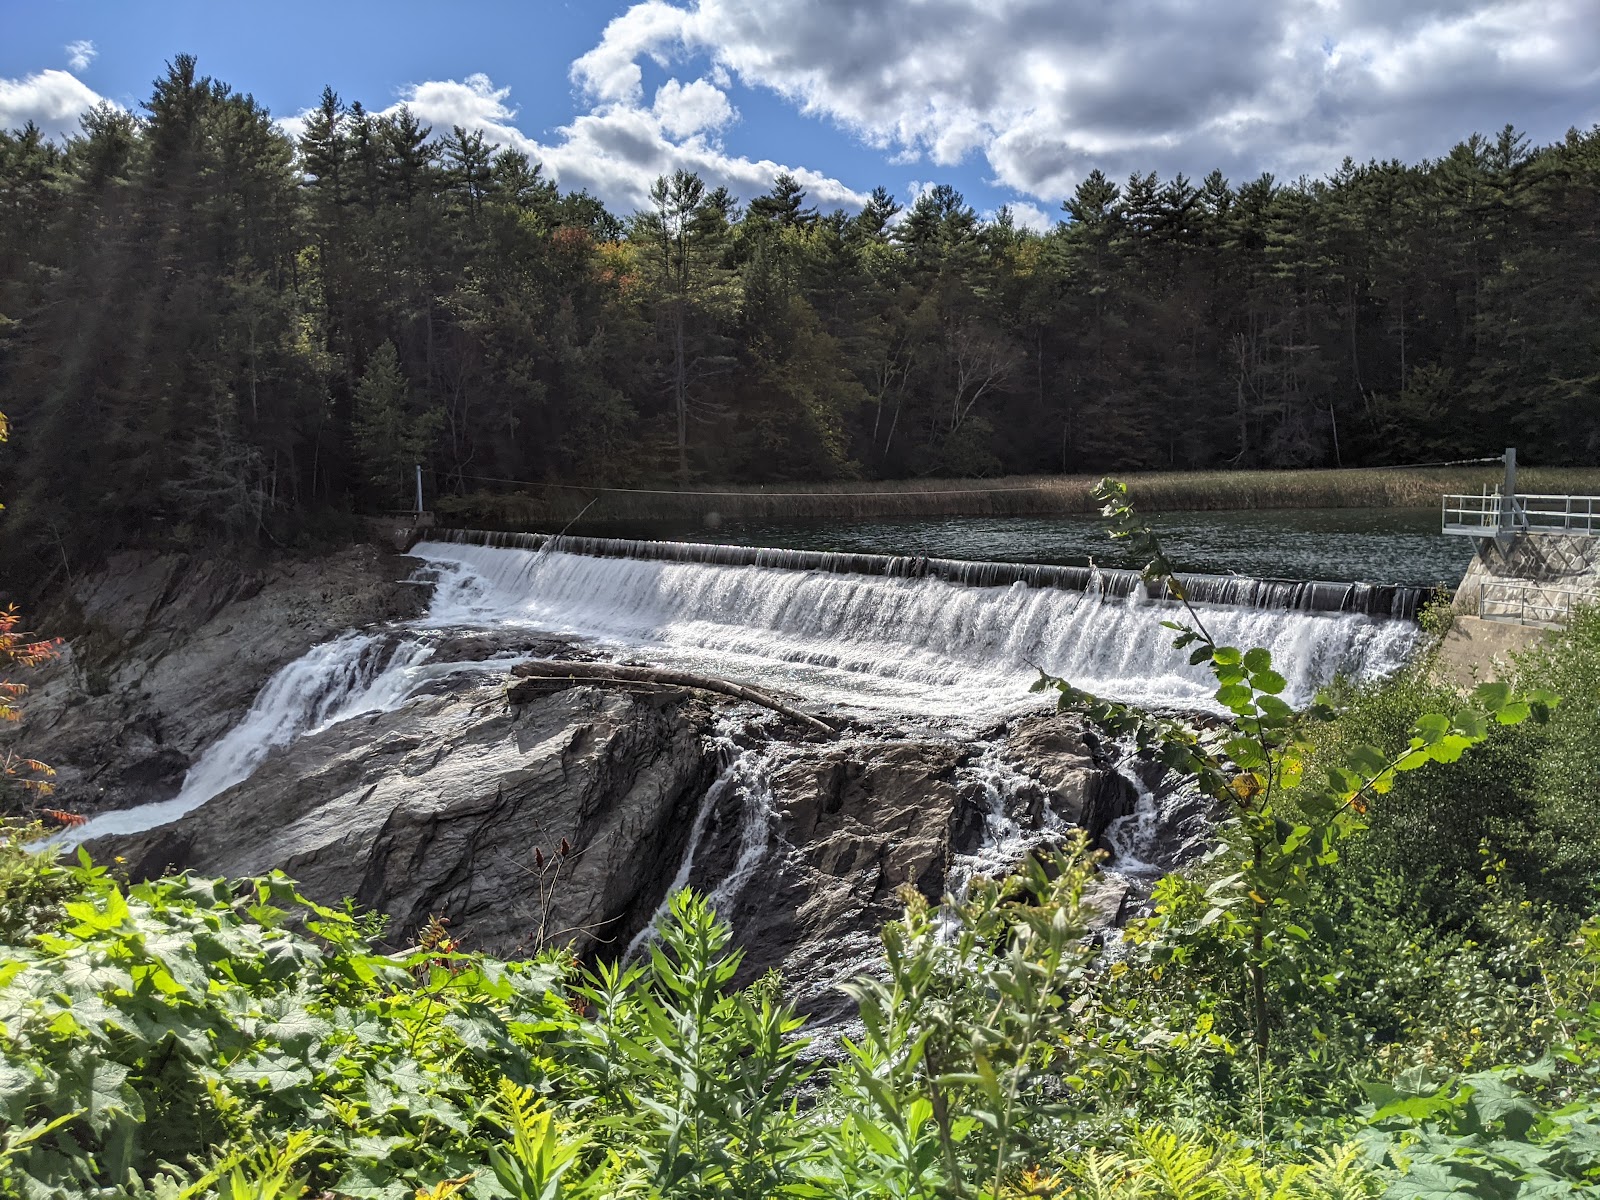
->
[545, 508, 1470, 586]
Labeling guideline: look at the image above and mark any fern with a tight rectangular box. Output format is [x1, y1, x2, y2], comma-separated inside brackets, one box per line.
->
[1293, 1145, 1380, 1200]
[1063, 1149, 1139, 1200]
[1129, 1127, 1228, 1200]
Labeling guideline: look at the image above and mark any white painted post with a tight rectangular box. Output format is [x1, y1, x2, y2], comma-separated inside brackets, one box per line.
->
[415, 464, 424, 515]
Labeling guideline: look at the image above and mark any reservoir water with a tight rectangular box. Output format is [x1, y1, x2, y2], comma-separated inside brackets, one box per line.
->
[535, 507, 1468, 588]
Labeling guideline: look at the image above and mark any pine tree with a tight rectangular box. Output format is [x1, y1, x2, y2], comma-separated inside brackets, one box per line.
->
[353, 342, 440, 506]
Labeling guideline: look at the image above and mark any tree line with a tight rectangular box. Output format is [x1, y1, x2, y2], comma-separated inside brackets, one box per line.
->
[1, 55, 1597, 576]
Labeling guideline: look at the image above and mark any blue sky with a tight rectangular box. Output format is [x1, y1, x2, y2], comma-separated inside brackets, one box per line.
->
[3, 2, 626, 148]
[5, 0, 1599, 226]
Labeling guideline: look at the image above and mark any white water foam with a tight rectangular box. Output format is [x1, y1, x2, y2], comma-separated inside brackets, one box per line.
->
[946, 745, 1063, 903]
[624, 731, 779, 958]
[62, 633, 436, 846]
[410, 540, 1420, 719]
[64, 536, 1419, 855]
[707, 749, 777, 916]
[1103, 763, 1163, 875]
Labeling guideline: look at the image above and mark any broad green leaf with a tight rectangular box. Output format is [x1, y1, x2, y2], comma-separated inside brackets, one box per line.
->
[1251, 669, 1287, 695]
[1215, 683, 1252, 711]
[1495, 700, 1532, 725]
[1472, 679, 1513, 713]
[1415, 713, 1452, 743]
[1345, 744, 1390, 778]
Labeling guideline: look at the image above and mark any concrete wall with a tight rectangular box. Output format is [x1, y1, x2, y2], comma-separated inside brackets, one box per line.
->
[1431, 615, 1547, 690]
[1455, 533, 1600, 625]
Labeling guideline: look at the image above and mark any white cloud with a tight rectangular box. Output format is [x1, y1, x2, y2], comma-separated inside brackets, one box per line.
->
[340, 71, 867, 216]
[1004, 201, 1053, 234]
[572, 2, 694, 104]
[275, 111, 310, 143]
[572, 0, 1600, 202]
[65, 40, 97, 73]
[240, 0, 1600, 224]
[0, 69, 110, 140]
[653, 77, 734, 137]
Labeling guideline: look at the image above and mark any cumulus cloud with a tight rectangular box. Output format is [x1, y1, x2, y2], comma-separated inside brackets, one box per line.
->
[275, 111, 310, 143]
[65, 40, 97, 72]
[653, 78, 734, 137]
[246, 0, 1600, 222]
[0, 69, 110, 140]
[572, 0, 1600, 202]
[1002, 201, 1053, 233]
[338, 71, 867, 216]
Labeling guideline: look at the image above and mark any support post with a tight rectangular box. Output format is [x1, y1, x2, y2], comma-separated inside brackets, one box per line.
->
[1501, 447, 1517, 531]
[414, 464, 424, 516]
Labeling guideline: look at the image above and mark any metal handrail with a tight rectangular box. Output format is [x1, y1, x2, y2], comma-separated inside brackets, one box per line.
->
[1442, 493, 1600, 536]
[1473, 578, 1595, 627]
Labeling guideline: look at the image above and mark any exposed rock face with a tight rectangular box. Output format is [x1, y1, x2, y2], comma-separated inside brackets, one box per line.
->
[18, 546, 425, 818]
[670, 715, 1154, 1019]
[89, 658, 1152, 1019]
[998, 716, 1137, 843]
[692, 738, 966, 1019]
[23, 538, 1220, 1025]
[99, 681, 720, 958]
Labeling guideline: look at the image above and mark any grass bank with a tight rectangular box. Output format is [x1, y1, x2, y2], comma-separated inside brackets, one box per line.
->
[438, 465, 1600, 526]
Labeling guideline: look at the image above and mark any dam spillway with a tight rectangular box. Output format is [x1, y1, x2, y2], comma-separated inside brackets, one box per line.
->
[411, 530, 1423, 716]
[428, 528, 1434, 619]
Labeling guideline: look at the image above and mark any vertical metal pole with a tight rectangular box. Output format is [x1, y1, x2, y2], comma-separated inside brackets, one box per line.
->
[415, 464, 424, 515]
[1501, 447, 1517, 531]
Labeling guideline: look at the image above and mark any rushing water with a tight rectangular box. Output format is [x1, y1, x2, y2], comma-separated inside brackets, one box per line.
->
[416, 539, 1420, 716]
[535, 508, 1469, 587]
[623, 725, 783, 958]
[945, 746, 1066, 903]
[65, 527, 1424, 845]
[58, 635, 508, 847]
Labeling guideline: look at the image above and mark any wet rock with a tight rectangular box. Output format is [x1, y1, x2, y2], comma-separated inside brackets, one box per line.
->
[97, 683, 720, 958]
[76, 660, 1210, 1023]
[999, 716, 1118, 833]
[672, 738, 961, 1020]
[428, 631, 590, 665]
[16, 546, 427, 818]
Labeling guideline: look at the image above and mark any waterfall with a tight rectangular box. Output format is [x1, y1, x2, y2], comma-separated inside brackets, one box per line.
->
[429, 527, 1433, 619]
[60, 633, 436, 846]
[66, 526, 1423, 853]
[624, 730, 779, 958]
[706, 752, 777, 915]
[412, 538, 1420, 717]
[946, 746, 1062, 903]
[1103, 763, 1163, 875]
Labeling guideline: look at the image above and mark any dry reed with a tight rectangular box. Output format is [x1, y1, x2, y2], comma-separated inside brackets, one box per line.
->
[434, 466, 1600, 526]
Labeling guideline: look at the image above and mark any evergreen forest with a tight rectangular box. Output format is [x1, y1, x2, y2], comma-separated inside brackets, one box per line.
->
[2, 54, 1599, 572]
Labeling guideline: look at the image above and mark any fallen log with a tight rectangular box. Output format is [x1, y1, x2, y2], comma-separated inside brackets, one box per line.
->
[509, 660, 836, 735]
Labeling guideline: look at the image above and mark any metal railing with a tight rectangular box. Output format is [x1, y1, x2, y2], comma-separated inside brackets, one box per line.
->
[1471, 579, 1595, 627]
[1442, 493, 1600, 536]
